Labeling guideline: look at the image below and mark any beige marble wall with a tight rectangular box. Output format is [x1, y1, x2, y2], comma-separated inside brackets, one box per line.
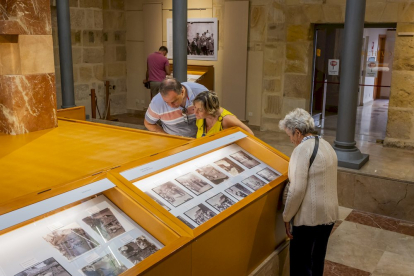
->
[338, 171, 414, 222]
[51, 0, 127, 118]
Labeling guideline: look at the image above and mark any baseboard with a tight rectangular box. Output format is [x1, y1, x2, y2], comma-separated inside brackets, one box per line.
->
[249, 240, 290, 276]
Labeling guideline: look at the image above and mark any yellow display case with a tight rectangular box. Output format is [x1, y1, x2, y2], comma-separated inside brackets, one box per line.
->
[109, 128, 289, 276]
[169, 64, 214, 91]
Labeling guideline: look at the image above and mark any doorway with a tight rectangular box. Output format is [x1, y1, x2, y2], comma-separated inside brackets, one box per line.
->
[310, 24, 396, 141]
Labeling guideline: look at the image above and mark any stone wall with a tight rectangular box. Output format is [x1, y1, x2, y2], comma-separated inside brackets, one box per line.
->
[52, 0, 127, 118]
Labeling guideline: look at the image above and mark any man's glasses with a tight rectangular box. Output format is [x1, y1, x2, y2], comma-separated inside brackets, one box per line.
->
[181, 107, 189, 125]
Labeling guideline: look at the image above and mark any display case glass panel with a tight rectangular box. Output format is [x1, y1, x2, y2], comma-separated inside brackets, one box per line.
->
[133, 144, 282, 228]
[0, 193, 164, 276]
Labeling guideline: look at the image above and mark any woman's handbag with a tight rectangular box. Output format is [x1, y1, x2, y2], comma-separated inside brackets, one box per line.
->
[282, 136, 319, 205]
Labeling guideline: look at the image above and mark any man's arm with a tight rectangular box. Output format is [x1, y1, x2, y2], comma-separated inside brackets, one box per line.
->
[165, 64, 171, 75]
[144, 119, 166, 133]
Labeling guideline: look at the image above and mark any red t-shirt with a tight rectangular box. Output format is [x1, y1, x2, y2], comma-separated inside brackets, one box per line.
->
[147, 52, 169, 82]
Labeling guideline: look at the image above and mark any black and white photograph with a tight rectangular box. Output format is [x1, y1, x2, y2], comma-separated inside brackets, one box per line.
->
[196, 165, 229, 185]
[167, 18, 218, 61]
[225, 183, 252, 201]
[118, 235, 160, 265]
[145, 192, 171, 211]
[175, 172, 213, 195]
[152, 181, 193, 207]
[230, 150, 261, 169]
[257, 167, 280, 183]
[43, 223, 99, 261]
[15, 257, 71, 276]
[214, 157, 245, 176]
[177, 216, 195, 229]
[82, 208, 126, 241]
[206, 193, 236, 212]
[81, 253, 127, 276]
[184, 204, 216, 225]
[241, 175, 266, 191]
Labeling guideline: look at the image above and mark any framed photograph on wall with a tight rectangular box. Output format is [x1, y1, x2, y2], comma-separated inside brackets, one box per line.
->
[167, 18, 218, 61]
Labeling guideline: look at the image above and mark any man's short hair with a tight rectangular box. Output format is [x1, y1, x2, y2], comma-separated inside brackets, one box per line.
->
[159, 46, 168, 53]
[159, 77, 182, 96]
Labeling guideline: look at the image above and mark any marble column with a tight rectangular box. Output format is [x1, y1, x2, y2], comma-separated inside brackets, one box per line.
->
[0, 0, 57, 135]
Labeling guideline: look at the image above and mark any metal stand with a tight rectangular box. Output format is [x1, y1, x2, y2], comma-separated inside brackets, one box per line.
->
[333, 0, 369, 169]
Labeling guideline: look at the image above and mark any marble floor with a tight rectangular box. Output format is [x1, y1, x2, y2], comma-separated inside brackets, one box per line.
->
[324, 207, 414, 276]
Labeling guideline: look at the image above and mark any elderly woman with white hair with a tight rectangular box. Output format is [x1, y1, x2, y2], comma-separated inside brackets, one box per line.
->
[279, 108, 338, 276]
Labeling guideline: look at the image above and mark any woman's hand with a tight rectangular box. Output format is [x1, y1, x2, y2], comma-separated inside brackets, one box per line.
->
[285, 222, 293, 239]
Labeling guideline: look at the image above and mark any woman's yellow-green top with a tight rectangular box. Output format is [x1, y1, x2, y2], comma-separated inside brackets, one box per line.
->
[196, 108, 234, 138]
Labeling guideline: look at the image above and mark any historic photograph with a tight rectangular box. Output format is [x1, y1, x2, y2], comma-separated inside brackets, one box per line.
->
[152, 181, 193, 207]
[241, 175, 266, 191]
[184, 204, 216, 225]
[82, 208, 126, 241]
[230, 150, 261, 169]
[214, 158, 244, 176]
[225, 183, 252, 201]
[177, 216, 195, 229]
[196, 165, 229, 185]
[145, 192, 171, 211]
[175, 172, 213, 195]
[118, 235, 160, 265]
[206, 193, 236, 212]
[15, 257, 71, 276]
[43, 222, 99, 260]
[167, 18, 218, 61]
[257, 167, 280, 183]
[81, 253, 127, 276]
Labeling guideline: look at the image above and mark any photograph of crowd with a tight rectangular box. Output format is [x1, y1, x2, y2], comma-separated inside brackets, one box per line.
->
[43, 223, 99, 260]
[118, 235, 160, 265]
[214, 158, 245, 176]
[152, 182, 193, 207]
[145, 192, 171, 211]
[82, 208, 125, 241]
[15, 258, 71, 276]
[241, 175, 266, 191]
[184, 204, 216, 225]
[81, 254, 127, 276]
[175, 172, 213, 195]
[196, 165, 229, 185]
[225, 183, 252, 201]
[230, 151, 260, 169]
[177, 216, 195, 229]
[206, 193, 236, 212]
[256, 168, 280, 183]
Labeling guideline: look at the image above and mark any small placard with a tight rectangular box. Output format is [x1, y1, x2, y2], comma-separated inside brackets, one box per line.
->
[86, 206, 100, 215]
[120, 234, 134, 244]
[328, 59, 340, 75]
[20, 258, 39, 269]
[84, 252, 100, 264]
[47, 222, 64, 232]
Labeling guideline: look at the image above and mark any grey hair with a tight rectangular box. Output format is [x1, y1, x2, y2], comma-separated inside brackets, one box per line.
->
[279, 108, 315, 135]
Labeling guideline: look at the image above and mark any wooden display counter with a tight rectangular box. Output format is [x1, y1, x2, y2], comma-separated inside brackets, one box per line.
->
[109, 128, 289, 276]
[169, 64, 214, 91]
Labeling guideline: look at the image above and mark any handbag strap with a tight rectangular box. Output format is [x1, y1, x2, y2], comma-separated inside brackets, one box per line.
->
[309, 136, 319, 169]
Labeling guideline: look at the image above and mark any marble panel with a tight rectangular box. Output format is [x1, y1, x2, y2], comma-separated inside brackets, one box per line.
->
[326, 236, 384, 273]
[324, 260, 371, 276]
[396, 221, 414, 237]
[0, 74, 57, 135]
[371, 252, 414, 276]
[338, 206, 353, 221]
[330, 220, 342, 234]
[345, 210, 400, 232]
[0, 0, 52, 35]
[19, 35, 55, 75]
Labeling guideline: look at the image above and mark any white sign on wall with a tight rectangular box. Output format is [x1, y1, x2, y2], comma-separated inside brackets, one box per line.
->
[366, 61, 378, 78]
[328, 59, 340, 75]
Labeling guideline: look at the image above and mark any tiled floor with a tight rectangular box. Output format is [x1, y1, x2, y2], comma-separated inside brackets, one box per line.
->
[324, 207, 414, 276]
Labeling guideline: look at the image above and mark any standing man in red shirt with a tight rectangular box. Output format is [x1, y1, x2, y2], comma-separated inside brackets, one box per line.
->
[143, 46, 171, 98]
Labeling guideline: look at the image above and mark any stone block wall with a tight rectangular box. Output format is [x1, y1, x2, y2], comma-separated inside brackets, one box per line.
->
[51, 0, 127, 118]
[0, 0, 57, 135]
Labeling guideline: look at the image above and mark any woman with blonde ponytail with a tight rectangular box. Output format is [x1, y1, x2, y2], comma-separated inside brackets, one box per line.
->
[193, 91, 254, 138]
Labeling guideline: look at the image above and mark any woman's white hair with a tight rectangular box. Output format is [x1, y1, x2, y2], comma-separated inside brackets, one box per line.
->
[279, 108, 315, 135]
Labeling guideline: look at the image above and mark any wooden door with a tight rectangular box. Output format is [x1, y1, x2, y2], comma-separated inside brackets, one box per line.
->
[375, 35, 386, 99]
